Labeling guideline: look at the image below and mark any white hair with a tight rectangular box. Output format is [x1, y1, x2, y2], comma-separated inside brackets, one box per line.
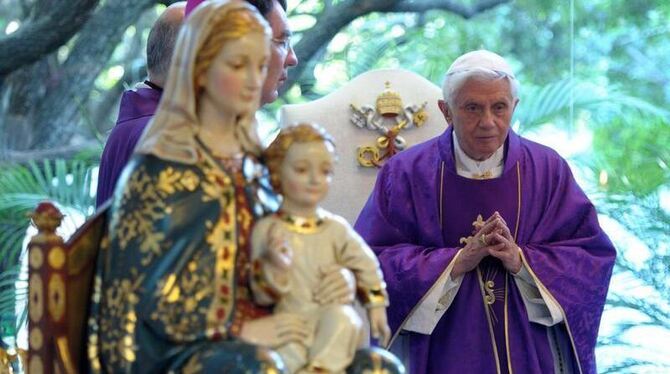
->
[442, 69, 519, 107]
[441, 50, 520, 107]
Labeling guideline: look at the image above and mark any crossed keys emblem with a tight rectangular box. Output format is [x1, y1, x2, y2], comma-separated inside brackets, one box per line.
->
[350, 81, 428, 168]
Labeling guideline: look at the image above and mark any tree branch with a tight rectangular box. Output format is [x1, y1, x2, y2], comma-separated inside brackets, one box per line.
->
[0, 0, 99, 77]
[29, 0, 157, 149]
[388, 0, 509, 19]
[0, 141, 101, 165]
[282, 0, 510, 95]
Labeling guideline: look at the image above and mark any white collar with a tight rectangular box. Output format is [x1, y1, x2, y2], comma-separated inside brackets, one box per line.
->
[452, 131, 505, 179]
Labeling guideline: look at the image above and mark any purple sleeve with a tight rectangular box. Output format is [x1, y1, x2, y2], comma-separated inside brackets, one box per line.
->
[96, 122, 147, 207]
[355, 164, 458, 332]
[520, 155, 615, 373]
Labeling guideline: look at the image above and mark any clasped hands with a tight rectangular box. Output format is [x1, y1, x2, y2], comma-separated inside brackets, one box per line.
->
[452, 212, 522, 278]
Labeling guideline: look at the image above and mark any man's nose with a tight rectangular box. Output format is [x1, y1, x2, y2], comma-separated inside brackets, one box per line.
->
[285, 45, 298, 67]
[479, 108, 496, 127]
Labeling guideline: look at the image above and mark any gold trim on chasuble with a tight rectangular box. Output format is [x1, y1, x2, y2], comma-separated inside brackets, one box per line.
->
[518, 251, 584, 374]
[476, 267, 503, 374]
[512, 161, 583, 374]
[459, 161, 523, 374]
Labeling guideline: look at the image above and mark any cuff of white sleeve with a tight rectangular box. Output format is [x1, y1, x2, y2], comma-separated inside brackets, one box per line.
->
[403, 249, 464, 334]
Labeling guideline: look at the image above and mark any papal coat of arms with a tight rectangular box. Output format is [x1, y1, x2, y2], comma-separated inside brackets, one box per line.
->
[350, 81, 428, 167]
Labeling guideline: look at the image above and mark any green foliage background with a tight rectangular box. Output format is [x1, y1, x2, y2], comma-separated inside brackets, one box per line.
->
[1, 0, 668, 371]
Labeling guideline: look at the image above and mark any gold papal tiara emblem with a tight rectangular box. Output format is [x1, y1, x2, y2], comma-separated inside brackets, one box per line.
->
[350, 81, 428, 168]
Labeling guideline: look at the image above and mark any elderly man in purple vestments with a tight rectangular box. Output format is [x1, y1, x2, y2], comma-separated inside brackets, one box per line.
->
[355, 50, 616, 374]
[96, 0, 298, 207]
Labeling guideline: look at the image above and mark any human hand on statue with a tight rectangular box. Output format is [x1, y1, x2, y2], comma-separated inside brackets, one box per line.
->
[239, 313, 309, 348]
[313, 264, 356, 305]
[452, 215, 505, 278]
[485, 212, 522, 274]
[368, 306, 391, 347]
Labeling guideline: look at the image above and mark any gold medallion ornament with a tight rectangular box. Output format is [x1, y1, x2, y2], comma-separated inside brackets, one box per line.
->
[29, 327, 44, 349]
[29, 274, 44, 322]
[48, 274, 66, 322]
[29, 355, 44, 374]
[350, 81, 429, 168]
[29, 246, 44, 269]
[48, 246, 66, 269]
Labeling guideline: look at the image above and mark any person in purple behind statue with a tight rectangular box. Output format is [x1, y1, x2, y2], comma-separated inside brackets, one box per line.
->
[95, 2, 186, 207]
[96, 0, 298, 207]
[355, 50, 616, 374]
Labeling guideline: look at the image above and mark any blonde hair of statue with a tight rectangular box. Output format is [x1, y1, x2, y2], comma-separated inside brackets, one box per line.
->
[264, 123, 337, 192]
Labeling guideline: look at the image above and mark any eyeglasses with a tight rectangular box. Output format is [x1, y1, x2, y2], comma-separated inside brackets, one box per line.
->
[271, 35, 292, 51]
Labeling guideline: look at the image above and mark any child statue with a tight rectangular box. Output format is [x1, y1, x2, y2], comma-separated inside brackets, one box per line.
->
[251, 123, 392, 373]
[92, 1, 288, 372]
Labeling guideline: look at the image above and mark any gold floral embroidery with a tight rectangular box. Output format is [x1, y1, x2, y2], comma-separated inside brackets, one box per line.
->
[111, 167, 167, 265]
[152, 255, 214, 341]
[88, 275, 103, 373]
[99, 154, 258, 369]
[181, 352, 204, 374]
[181, 169, 200, 191]
[200, 159, 233, 204]
[99, 269, 144, 368]
[157, 167, 201, 194]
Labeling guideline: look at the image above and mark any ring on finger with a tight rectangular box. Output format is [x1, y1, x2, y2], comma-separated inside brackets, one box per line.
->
[479, 233, 488, 246]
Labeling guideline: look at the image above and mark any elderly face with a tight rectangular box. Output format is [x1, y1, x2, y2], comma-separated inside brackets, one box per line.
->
[261, 0, 298, 104]
[439, 77, 518, 161]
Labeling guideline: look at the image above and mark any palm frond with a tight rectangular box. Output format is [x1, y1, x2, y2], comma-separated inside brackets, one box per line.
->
[0, 158, 98, 344]
[514, 79, 670, 133]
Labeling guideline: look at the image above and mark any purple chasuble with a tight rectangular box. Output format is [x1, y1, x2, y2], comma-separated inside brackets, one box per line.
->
[96, 86, 161, 207]
[355, 128, 615, 374]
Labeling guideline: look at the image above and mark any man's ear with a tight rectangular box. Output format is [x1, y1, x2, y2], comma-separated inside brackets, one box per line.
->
[437, 99, 451, 125]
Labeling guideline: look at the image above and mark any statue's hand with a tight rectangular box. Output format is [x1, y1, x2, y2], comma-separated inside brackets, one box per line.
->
[239, 313, 309, 348]
[314, 265, 356, 305]
[264, 222, 292, 270]
[368, 306, 391, 347]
